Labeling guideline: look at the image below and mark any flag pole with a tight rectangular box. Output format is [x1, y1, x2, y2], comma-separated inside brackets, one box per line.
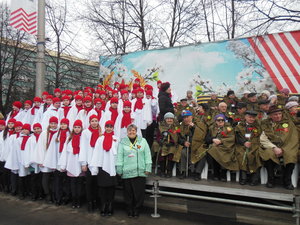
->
[35, 0, 45, 96]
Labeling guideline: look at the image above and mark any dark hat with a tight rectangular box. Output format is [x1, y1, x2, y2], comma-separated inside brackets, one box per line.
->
[160, 82, 170, 92]
[245, 110, 258, 116]
[247, 93, 257, 98]
[267, 105, 283, 115]
[180, 98, 188, 102]
[227, 90, 235, 96]
[258, 99, 271, 105]
[199, 103, 209, 111]
[236, 102, 247, 109]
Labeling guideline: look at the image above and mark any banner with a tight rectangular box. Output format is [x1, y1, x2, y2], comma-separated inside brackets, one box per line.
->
[99, 30, 300, 99]
[8, 0, 37, 35]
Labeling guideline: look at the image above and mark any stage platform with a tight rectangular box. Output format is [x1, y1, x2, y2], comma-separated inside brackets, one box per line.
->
[146, 175, 299, 203]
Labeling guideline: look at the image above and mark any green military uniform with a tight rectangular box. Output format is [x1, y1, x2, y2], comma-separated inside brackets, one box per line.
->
[246, 101, 260, 112]
[277, 95, 288, 107]
[207, 123, 239, 171]
[207, 99, 220, 110]
[235, 121, 262, 173]
[232, 112, 245, 127]
[260, 117, 298, 165]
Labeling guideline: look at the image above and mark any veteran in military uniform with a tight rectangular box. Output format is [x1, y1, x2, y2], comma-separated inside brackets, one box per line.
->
[235, 111, 262, 186]
[260, 106, 299, 190]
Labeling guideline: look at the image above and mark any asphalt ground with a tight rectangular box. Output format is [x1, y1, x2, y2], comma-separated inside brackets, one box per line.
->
[0, 192, 250, 225]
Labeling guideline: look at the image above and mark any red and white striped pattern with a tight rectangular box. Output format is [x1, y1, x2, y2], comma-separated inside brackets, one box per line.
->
[9, 8, 37, 35]
[248, 31, 300, 93]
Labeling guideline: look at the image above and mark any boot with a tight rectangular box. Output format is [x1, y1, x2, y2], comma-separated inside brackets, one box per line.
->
[107, 202, 113, 216]
[159, 159, 166, 178]
[265, 160, 275, 188]
[166, 161, 174, 178]
[220, 170, 227, 182]
[250, 172, 259, 186]
[194, 173, 201, 181]
[283, 163, 295, 190]
[239, 170, 247, 185]
[87, 201, 93, 213]
[100, 203, 106, 217]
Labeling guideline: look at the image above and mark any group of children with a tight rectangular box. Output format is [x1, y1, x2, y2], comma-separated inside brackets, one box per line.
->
[0, 79, 162, 216]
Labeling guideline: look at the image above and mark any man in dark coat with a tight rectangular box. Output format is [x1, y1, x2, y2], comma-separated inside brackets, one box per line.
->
[158, 82, 174, 121]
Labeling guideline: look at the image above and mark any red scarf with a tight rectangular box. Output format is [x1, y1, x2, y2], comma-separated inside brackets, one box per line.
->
[101, 102, 106, 111]
[72, 133, 81, 155]
[62, 106, 71, 118]
[88, 126, 99, 147]
[34, 133, 40, 142]
[102, 132, 114, 152]
[16, 132, 20, 138]
[10, 110, 19, 119]
[134, 98, 143, 111]
[109, 107, 118, 123]
[21, 135, 30, 151]
[95, 108, 102, 120]
[31, 106, 40, 115]
[121, 111, 131, 128]
[59, 129, 68, 153]
[85, 106, 93, 114]
[48, 130, 57, 149]
[75, 104, 83, 113]
[8, 129, 15, 136]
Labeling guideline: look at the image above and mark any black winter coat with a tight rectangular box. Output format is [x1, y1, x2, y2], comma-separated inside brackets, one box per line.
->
[158, 91, 174, 121]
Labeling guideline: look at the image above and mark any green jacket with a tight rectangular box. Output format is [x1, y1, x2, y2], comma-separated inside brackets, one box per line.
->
[116, 136, 152, 179]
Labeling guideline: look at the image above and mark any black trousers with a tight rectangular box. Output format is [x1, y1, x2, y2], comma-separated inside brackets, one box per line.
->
[10, 172, 18, 194]
[123, 177, 146, 213]
[0, 162, 10, 192]
[18, 176, 29, 197]
[85, 169, 98, 203]
[98, 186, 115, 204]
[30, 173, 43, 199]
[54, 170, 71, 202]
[42, 172, 54, 198]
[70, 177, 83, 205]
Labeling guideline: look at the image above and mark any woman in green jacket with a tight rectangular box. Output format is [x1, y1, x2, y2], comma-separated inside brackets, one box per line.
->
[116, 124, 152, 218]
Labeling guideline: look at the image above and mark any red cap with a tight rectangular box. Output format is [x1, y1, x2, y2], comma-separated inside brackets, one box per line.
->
[157, 80, 162, 84]
[120, 90, 128, 95]
[110, 97, 119, 104]
[135, 78, 140, 82]
[73, 119, 83, 127]
[13, 101, 22, 109]
[65, 90, 73, 96]
[49, 116, 58, 124]
[42, 91, 49, 96]
[145, 84, 153, 90]
[52, 97, 61, 103]
[133, 83, 139, 89]
[132, 89, 138, 94]
[33, 123, 42, 129]
[146, 90, 153, 96]
[83, 96, 93, 102]
[97, 84, 103, 89]
[99, 90, 106, 95]
[46, 95, 53, 100]
[62, 96, 71, 101]
[0, 120, 6, 126]
[89, 114, 98, 122]
[14, 121, 23, 128]
[60, 118, 69, 126]
[8, 118, 16, 124]
[75, 95, 83, 101]
[114, 82, 119, 86]
[24, 100, 33, 106]
[137, 88, 144, 93]
[22, 123, 31, 131]
[54, 88, 61, 93]
[94, 98, 103, 104]
[112, 90, 118, 94]
[105, 120, 114, 127]
[33, 97, 43, 103]
[123, 101, 132, 108]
